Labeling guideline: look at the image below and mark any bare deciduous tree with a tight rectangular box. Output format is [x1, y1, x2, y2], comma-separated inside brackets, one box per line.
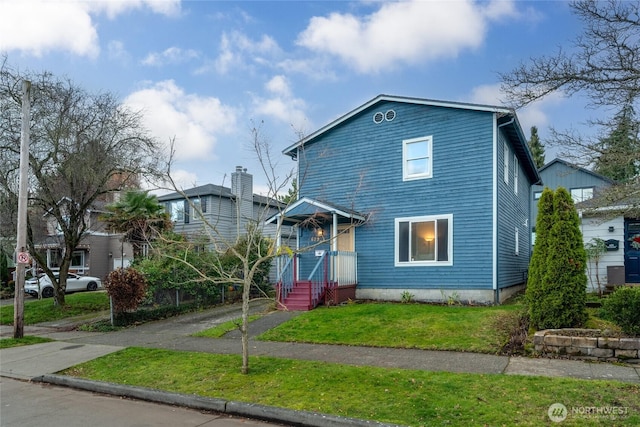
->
[500, 0, 640, 216]
[0, 60, 164, 305]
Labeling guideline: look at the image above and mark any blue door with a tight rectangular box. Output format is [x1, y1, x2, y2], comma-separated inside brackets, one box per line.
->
[625, 220, 640, 283]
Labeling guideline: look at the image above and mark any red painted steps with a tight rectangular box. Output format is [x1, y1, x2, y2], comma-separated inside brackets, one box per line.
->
[279, 281, 314, 311]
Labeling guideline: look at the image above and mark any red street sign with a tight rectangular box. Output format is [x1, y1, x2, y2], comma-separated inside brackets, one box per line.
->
[17, 252, 30, 264]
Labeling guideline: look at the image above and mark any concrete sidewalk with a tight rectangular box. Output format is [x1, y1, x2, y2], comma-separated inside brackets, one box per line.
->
[1, 301, 639, 425]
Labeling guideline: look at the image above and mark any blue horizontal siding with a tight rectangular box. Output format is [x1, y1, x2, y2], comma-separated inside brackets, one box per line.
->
[497, 131, 532, 289]
[298, 101, 497, 290]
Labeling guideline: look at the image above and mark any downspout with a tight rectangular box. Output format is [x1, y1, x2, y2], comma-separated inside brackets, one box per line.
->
[494, 115, 515, 304]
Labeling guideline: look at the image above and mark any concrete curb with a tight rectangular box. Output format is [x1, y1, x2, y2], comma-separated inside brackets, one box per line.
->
[35, 374, 403, 427]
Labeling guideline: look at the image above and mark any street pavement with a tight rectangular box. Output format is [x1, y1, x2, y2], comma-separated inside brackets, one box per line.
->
[1, 299, 639, 426]
[1, 376, 284, 427]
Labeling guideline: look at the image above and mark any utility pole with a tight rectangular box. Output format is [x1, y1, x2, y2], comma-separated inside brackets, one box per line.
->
[14, 80, 30, 338]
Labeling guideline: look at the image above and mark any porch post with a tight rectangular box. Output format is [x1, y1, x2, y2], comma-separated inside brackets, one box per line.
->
[332, 212, 338, 252]
[276, 215, 282, 249]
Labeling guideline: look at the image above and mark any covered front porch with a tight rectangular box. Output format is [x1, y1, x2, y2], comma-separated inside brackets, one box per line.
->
[269, 198, 366, 310]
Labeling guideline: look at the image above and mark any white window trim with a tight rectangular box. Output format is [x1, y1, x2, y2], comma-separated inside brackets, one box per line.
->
[394, 214, 453, 267]
[503, 144, 510, 184]
[514, 154, 519, 194]
[402, 136, 433, 181]
[515, 226, 520, 256]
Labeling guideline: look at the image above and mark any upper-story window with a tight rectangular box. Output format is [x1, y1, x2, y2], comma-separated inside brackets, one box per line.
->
[192, 197, 207, 218]
[168, 200, 185, 223]
[395, 214, 453, 266]
[570, 187, 594, 203]
[503, 144, 510, 184]
[403, 136, 432, 181]
[514, 154, 519, 194]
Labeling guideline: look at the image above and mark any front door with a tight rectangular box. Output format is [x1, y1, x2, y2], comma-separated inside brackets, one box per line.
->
[335, 224, 355, 252]
[331, 224, 356, 284]
[625, 220, 640, 283]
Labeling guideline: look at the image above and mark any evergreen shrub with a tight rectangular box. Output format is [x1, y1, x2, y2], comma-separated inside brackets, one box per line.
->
[601, 286, 640, 336]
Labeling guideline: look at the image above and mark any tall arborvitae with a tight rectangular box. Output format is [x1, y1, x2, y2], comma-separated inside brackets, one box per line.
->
[527, 126, 545, 169]
[536, 188, 588, 329]
[526, 187, 554, 327]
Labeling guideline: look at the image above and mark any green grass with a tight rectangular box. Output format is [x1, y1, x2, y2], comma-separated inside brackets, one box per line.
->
[0, 335, 53, 349]
[0, 292, 109, 325]
[257, 303, 523, 353]
[62, 347, 640, 427]
[192, 315, 261, 338]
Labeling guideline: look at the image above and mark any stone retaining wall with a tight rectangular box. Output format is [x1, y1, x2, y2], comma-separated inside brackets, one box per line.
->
[533, 329, 640, 363]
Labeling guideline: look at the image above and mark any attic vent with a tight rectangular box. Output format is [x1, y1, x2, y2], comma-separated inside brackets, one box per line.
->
[373, 112, 384, 123]
[385, 110, 396, 121]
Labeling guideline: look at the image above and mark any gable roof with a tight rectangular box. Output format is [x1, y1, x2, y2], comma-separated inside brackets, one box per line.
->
[266, 197, 367, 226]
[283, 94, 540, 184]
[538, 158, 616, 185]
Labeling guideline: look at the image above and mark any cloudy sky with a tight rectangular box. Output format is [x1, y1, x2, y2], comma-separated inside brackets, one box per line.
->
[1, 0, 587, 195]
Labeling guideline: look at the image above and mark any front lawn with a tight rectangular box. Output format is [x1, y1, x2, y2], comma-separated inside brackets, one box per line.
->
[63, 347, 640, 426]
[0, 292, 109, 325]
[257, 302, 524, 353]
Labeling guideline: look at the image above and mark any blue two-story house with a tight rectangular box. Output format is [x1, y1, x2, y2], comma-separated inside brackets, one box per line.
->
[271, 95, 540, 308]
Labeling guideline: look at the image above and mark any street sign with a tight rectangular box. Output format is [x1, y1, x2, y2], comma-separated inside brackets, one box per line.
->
[17, 252, 30, 264]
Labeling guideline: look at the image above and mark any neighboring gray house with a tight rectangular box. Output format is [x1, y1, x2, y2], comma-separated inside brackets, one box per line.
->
[158, 166, 294, 251]
[531, 158, 615, 234]
[271, 94, 541, 307]
[35, 199, 134, 281]
[531, 158, 640, 289]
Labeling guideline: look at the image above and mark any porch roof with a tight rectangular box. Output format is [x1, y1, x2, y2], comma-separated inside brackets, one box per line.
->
[266, 197, 367, 226]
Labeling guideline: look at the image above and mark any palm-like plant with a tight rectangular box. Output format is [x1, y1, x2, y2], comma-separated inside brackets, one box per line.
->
[102, 191, 172, 258]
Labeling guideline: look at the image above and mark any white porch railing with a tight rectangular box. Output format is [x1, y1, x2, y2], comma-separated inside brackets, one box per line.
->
[329, 251, 357, 286]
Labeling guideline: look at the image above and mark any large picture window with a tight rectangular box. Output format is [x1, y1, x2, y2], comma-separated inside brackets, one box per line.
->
[403, 136, 432, 181]
[395, 214, 453, 266]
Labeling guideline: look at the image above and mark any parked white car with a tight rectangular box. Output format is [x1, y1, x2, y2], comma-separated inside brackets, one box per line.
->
[24, 273, 103, 298]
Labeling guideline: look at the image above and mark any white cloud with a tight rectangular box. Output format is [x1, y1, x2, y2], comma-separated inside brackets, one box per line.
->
[123, 80, 238, 162]
[213, 31, 281, 74]
[251, 76, 310, 132]
[107, 40, 131, 63]
[0, 1, 99, 57]
[467, 82, 566, 136]
[265, 75, 291, 97]
[0, 0, 180, 57]
[467, 83, 504, 106]
[89, 0, 181, 19]
[297, 0, 516, 74]
[141, 47, 200, 66]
